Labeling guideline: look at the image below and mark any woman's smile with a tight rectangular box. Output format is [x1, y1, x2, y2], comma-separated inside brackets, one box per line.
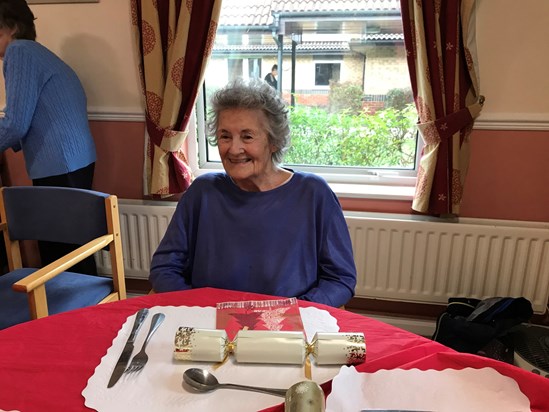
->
[228, 157, 251, 163]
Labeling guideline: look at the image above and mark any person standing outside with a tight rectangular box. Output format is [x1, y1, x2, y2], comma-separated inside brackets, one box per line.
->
[264, 64, 278, 89]
[0, 0, 97, 274]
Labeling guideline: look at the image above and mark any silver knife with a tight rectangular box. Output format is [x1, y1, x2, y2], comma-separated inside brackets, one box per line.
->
[107, 308, 149, 388]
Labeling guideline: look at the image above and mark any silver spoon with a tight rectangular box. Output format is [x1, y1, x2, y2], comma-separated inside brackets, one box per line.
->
[183, 368, 287, 397]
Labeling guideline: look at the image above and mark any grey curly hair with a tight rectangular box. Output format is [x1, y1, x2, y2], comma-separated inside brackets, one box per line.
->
[206, 78, 291, 164]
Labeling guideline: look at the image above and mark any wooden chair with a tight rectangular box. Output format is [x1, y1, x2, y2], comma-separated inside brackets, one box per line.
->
[0, 186, 126, 329]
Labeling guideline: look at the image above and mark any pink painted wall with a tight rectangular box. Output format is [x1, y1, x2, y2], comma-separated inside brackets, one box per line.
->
[91, 121, 146, 199]
[460, 129, 549, 222]
[1, 121, 146, 198]
[2, 122, 549, 223]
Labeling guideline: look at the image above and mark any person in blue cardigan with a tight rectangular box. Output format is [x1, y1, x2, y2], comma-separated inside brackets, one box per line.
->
[149, 78, 357, 307]
[0, 0, 97, 274]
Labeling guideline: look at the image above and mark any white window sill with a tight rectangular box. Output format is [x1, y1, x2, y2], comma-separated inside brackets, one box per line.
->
[317, 171, 416, 201]
[329, 182, 415, 201]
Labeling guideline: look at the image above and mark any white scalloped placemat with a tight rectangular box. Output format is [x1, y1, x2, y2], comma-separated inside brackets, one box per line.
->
[326, 365, 531, 412]
[83, 305, 340, 412]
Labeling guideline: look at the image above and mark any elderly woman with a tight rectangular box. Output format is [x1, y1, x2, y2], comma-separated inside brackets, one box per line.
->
[149, 79, 356, 307]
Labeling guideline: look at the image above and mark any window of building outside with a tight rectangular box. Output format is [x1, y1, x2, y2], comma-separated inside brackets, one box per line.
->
[315, 62, 341, 86]
[190, 0, 419, 197]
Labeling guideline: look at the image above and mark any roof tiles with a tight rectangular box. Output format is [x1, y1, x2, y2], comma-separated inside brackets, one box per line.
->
[219, 0, 400, 27]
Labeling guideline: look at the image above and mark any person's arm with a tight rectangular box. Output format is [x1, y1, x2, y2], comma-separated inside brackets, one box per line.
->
[149, 201, 193, 293]
[298, 190, 357, 307]
[297, 222, 356, 307]
[0, 43, 43, 153]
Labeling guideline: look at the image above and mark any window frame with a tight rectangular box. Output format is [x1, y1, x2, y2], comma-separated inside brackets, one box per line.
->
[190, 2, 420, 200]
[314, 61, 342, 86]
[188, 89, 419, 201]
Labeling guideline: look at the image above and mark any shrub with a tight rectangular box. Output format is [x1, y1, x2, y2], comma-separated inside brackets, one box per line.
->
[328, 81, 364, 115]
[385, 87, 414, 110]
[285, 104, 417, 168]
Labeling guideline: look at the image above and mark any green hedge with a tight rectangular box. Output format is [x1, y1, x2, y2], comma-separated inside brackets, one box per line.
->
[286, 103, 418, 168]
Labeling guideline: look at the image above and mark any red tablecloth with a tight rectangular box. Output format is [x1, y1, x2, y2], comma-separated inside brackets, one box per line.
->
[0, 287, 547, 411]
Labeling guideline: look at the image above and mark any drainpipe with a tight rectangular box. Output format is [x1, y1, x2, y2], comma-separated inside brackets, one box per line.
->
[291, 38, 297, 107]
[271, 13, 284, 95]
[361, 52, 366, 95]
[274, 34, 283, 95]
[290, 32, 302, 107]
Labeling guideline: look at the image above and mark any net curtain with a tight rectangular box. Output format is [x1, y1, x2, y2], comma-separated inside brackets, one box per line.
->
[130, 0, 221, 196]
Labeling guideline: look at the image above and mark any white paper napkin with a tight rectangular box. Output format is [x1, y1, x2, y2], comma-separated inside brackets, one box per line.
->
[83, 305, 341, 412]
[326, 365, 531, 412]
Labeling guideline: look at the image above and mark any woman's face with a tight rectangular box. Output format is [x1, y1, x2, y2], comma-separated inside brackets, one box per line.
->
[216, 108, 277, 191]
[0, 27, 16, 59]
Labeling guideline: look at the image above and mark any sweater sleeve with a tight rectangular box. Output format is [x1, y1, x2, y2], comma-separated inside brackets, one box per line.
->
[297, 189, 357, 307]
[0, 43, 44, 153]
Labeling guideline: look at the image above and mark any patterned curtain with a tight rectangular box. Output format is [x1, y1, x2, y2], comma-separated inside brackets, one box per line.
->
[130, 0, 221, 196]
[401, 0, 484, 215]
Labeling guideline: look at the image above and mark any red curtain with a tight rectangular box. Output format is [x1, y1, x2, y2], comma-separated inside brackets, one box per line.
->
[401, 0, 484, 215]
[130, 0, 221, 196]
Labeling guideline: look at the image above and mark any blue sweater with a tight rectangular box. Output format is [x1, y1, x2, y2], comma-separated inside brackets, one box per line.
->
[149, 171, 357, 307]
[0, 40, 96, 179]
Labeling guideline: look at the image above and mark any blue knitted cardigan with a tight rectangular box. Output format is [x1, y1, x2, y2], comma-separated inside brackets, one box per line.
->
[0, 40, 96, 179]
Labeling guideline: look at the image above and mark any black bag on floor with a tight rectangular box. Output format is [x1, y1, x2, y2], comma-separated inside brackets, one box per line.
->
[432, 297, 533, 362]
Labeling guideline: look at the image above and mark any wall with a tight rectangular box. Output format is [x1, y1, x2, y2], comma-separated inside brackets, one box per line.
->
[461, 0, 549, 222]
[363, 44, 409, 95]
[1, 0, 549, 223]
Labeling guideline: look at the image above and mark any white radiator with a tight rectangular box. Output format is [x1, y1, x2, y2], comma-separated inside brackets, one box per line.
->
[96, 199, 176, 279]
[346, 211, 549, 314]
[97, 201, 549, 314]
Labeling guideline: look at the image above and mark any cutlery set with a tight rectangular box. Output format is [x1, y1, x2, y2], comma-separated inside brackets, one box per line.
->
[107, 308, 165, 388]
[105, 309, 429, 412]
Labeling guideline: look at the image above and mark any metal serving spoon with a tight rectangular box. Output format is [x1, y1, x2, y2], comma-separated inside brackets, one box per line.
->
[183, 368, 287, 397]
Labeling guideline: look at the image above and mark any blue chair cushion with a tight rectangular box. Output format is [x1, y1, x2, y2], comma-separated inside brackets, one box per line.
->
[0, 269, 114, 330]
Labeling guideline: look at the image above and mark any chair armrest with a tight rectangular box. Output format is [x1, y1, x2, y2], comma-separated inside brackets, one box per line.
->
[12, 234, 114, 293]
[0, 222, 7, 231]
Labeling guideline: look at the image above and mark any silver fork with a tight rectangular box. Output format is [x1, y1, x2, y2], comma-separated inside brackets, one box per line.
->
[124, 312, 166, 375]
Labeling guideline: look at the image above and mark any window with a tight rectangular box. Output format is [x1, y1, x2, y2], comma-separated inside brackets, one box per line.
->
[191, 0, 419, 193]
[315, 62, 340, 86]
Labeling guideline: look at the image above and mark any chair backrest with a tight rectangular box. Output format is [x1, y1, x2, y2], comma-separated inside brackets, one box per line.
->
[0, 185, 127, 325]
[2, 186, 109, 245]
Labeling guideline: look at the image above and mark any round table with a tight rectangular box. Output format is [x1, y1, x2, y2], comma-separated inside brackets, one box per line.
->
[0, 287, 547, 412]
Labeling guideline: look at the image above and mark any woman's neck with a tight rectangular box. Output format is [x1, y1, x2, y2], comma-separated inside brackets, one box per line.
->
[230, 167, 293, 192]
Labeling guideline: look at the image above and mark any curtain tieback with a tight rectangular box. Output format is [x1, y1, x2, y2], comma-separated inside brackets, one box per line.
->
[417, 96, 485, 144]
[145, 117, 189, 152]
